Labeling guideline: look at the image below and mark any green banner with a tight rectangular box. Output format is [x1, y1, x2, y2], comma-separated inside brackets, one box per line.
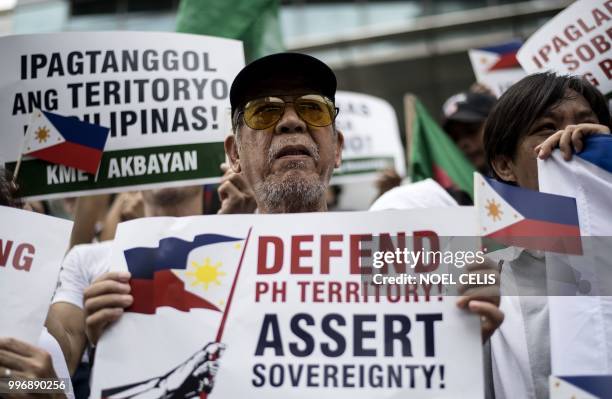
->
[6, 142, 225, 198]
[334, 156, 395, 177]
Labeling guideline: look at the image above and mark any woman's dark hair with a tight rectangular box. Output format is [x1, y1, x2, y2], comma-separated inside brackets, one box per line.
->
[483, 72, 611, 180]
[0, 167, 20, 208]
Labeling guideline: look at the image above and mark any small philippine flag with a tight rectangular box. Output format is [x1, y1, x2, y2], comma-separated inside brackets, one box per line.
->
[475, 172, 582, 255]
[22, 109, 110, 174]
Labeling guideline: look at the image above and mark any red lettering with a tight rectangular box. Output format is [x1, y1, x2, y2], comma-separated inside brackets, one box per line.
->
[0, 239, 13, 266]
[591, 34, 611, 54]
[562, 53, 580, 71]
[13, 243, 35, 271]
[584, 72, 600, 87]
[257, 236, 283, 274]
[320, 234, 343, 274]
[599, 58, 612, 79]
[576, 44, 596, 62]
[537, 44, 552, 65]
[564, 24, 582, 41]
[577, 18, 596, 34]
[378, 232, 406, 274]
[552, 35, 569, 53]
[290, 235, 313, 274]
[350, 234, 372, 275]
[593, 8, 611, 26]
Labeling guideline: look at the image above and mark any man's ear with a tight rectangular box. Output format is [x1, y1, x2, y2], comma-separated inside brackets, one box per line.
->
[491, 155, 517, 183]
[224, 134, 241, 173]
[334, 130, 344, 168]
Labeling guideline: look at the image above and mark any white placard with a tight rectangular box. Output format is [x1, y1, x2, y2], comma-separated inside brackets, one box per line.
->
[516, 0, 611, 97]
[0, 31, 244, 199]
[333, 91, 406, 183]
[0, 205, 73, 344]
[90, 209, 484, 398]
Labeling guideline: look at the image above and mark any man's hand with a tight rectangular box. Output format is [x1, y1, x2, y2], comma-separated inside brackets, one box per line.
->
[456, 259, 503, 343]
[536, 123, 610, 161]
[0, 337, 66, 399]
[217, 162, 257, 214]
[83, 271, 132, 345]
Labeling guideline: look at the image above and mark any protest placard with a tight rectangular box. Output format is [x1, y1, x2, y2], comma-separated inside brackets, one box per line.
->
[516, 0, 611, 97]
[90, 209, 484, 398]
[468, 40, 526, 97]
[0, 31, 244, 200]
[0, 205, 73, 344]
[333, 91, 406, 183]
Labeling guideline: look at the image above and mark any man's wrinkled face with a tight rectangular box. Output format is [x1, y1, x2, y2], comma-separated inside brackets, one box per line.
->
[226, 91, 342, 213]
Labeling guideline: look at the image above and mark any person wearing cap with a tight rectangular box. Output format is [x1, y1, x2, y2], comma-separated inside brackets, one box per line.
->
[442, 90, 497, 174]
[224, 52, 343, 213]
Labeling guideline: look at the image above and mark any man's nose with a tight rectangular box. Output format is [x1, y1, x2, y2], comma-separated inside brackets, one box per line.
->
[275, 104, 307, 134]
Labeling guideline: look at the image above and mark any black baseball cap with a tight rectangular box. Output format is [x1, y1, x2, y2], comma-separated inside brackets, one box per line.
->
[230, 52, 337, 116]
[443, 91, 496, 128]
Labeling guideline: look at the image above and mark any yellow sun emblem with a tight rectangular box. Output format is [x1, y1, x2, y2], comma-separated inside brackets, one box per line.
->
[185, 257, 225, 290]
[35, 126, 50, 143]
[486, 199, 503, 221]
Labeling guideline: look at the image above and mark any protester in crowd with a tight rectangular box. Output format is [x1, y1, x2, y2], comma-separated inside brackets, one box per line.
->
[442, 89, 496, 174]
[79, 53, 503, 353]
[0, 167, 71, 399]
[45, 186, 205, 383]
[482, 72, 610, 399]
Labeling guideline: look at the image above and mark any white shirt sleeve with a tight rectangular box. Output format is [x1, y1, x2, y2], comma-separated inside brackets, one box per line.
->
[52, 242, 112, 309]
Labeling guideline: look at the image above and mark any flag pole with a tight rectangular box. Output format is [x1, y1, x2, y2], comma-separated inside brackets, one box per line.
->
[215, 226, 253, 342]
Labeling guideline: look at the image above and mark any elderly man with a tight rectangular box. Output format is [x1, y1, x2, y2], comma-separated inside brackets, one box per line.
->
[224, 53, 343, 214]
[82, 53, 502, 375]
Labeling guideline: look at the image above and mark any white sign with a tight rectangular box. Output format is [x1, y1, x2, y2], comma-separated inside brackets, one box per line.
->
[90, 209, 484, 398]
[469, 40, 526, 97]
[333, 91, 406, 183]
[516, 0, 612, 97]
[0, 31, 245, 199]
[0, 205, 73, 344]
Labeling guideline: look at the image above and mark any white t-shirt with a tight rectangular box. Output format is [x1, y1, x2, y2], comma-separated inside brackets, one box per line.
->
[369, 178, 458, 211]
[39, 327, 75, 398]
[52, 241, 113, 309]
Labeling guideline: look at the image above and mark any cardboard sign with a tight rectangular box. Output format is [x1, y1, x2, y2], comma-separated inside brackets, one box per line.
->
[468, 40, 526, 97]
[516, 0, 612, 97]
[0, 205, 73, 344]
[333, 91, 406, 183]
[0, 32, 244, 200]
[90, 209, 484, 398]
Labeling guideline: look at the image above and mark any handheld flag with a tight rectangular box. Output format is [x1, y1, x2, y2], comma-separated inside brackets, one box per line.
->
[468, 40, 525, 97]
[475, 172, 582, 254]
[539, 134, 612, 376]
[550, 375, 612, 399]
[22, 110, 109, 174]
[124, 234, 244, 315]
[408, 97, 475, 198]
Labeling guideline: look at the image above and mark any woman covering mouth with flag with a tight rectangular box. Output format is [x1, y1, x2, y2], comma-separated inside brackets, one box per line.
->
[481, 72, 610, 399]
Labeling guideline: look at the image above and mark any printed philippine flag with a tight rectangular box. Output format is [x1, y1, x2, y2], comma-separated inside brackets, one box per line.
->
[90, 217, 252, 399]
[474, 172, 582, 254]
[22, 109, 109, 174]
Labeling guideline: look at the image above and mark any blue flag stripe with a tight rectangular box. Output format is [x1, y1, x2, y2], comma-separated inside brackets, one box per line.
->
[486, 177, 580, 226]
[478, 40, 522, 54]
[576, 134, 612, 175]
[124, 234, 243, 279]
[561, 375, 612, 397]
[42, 111, 109, 150]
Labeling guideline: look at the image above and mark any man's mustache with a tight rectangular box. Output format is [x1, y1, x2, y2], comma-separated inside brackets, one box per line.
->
[268, 139, 320, 164]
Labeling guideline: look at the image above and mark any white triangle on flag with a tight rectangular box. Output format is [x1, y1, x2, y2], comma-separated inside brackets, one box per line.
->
[468, 49, 499, 76]
[173, 239, 246, 313]
[549, 376, 599, 399]
[474, 172, 525, 236]
[22, 109, 65, 155]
